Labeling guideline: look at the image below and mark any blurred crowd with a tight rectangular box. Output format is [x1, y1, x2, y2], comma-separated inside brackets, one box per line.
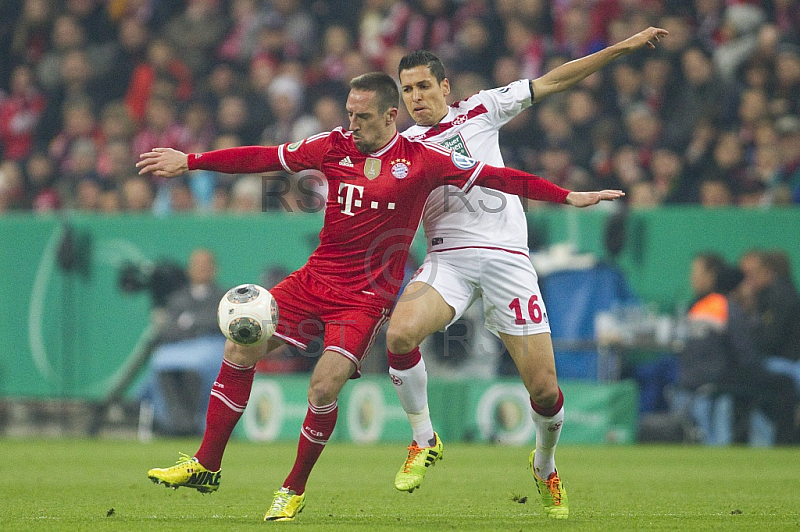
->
[1, 0, 800, 215]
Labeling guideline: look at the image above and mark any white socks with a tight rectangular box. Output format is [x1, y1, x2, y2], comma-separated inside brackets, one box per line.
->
[531, 406, 564, 480]
[390, 359, 435, 445]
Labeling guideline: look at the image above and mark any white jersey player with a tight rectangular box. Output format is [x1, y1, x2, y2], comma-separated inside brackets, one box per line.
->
[385, 28, 669, 519]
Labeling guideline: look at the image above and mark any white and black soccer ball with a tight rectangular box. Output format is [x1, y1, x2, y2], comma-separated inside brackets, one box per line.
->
[217, 284, 278, 346]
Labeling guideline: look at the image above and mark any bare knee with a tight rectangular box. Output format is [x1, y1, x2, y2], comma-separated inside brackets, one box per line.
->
[528, 377, 560, 408]
[385, 320, 420, 355]
[308, 378, 339, 406]
[224, 340, 262, 366]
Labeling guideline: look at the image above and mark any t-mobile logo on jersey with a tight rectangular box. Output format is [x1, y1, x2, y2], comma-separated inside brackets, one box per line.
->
[338, 182, 396, 216]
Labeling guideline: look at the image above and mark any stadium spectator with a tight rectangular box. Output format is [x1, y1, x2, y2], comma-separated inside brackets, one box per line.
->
[228, 174, 263, 213]
[673, 252, 748, 445]
[564, 89, 601, 170]
[732, 249, 800, 444]
[640, 53, 678, 117]
[98, 138, 135, 186]
[137, 71, 623, 521]
[197, 61, 245, 114]
[8, 0, 54, 68]
[37, 47, 104, 145]
[144, 247, 227, 437]
[64, 0, 117, 46]
[217, 0, 264, 66]
[215, 93, 262, 146]
[260, 0, 319, 63]
[164, 0, 229, 77]
[649, 147, 693, 204]
[74, 173, 105, 212]
[103, 17, 150, 102]
[316, 24, 357, 85]
[627, 180, 661, 209]
[0, 160, 25, 211]
[774, 115, 800, 202]
[667, 45, 727, 152]
[181, 100, 216, 155]
[120, 174, 154, 212]
[48, 96, 103, 174]
[260, 73, 305, 146]
[610, 60, 644, 116]
[738, 250, 800, 375]
[0, 64, 46, 161]
[698, 178, 734, 207]
[772, 43, 800, 117]
[60, 137, 102, 208]
[23, 150, 60, 212]
[35, 13, 89, 93]
[381, 0, 455, 60]
[125, 37, 193, 124]
[503, 18, 547, 81]
[713, 3, 766, 83]
[446, 16, 497, 81]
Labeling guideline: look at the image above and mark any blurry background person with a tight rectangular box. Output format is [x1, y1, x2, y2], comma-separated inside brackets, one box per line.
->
[738, 250, 800, 405]
[672, 252, 748, 445]
[144, 248, 227, 437]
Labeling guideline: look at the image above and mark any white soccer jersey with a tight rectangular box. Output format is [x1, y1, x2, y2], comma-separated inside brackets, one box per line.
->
[402, 79, 533, 253]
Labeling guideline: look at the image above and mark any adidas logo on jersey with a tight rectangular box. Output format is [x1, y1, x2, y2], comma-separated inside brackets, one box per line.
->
[339, 156, 353, 167]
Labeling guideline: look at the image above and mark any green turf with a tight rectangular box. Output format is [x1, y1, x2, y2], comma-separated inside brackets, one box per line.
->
[4, 438, 800, 531]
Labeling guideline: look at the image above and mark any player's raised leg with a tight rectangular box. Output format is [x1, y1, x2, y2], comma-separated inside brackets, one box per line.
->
[386, 281, 452, 492]
[148, 338, 278, 491]
[264, 350, 354, 521]
[501, 331, 568, 519]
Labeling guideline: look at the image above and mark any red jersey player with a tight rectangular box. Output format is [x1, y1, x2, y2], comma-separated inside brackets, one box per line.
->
[137, 72, 623, 522]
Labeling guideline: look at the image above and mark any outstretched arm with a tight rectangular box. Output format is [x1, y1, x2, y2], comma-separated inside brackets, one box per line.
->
[467, 165, 624, 207]
[137, 146, 283, 177]
[531, 27, 668, 103]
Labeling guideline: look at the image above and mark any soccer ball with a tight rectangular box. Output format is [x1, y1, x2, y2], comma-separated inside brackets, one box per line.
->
[217, 284, 278, 346]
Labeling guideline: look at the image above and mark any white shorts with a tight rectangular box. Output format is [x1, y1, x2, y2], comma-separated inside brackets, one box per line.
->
[409, 247, 551, 337]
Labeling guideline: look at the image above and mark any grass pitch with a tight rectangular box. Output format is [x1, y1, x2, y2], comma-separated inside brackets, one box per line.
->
[4, 438, 800, 531]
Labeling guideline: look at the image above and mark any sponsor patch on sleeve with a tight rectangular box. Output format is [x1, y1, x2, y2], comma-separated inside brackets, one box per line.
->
[451, 151, 478, 170]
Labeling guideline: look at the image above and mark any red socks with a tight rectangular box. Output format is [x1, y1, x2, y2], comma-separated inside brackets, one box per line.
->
[283, 401, 338, 495]
[530, 387, 564, 418]
[387, 346, 422, 370]
[194, 359, 255, 471]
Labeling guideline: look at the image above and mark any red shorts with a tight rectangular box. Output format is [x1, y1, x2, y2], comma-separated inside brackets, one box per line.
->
[269, 267, 390, 377]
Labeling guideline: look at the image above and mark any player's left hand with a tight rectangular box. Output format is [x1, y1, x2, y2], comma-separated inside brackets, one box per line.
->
[625, 27, 669, 50]
[565, 190, 625, 207]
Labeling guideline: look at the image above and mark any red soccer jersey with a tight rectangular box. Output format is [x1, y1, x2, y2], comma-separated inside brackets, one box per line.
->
[189, 127, 569, 308]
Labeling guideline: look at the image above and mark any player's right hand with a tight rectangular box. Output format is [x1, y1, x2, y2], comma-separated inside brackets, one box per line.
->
[136, 147, 190, 178]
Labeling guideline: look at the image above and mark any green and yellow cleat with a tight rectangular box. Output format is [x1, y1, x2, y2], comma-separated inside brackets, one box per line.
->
[264, 487, 306, 522]
[394, 432, 443, 493]
[147, 453, 221, 493]
[529, 450, 569, 519]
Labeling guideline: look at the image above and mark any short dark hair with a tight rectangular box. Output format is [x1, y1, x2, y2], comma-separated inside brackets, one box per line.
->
[695, 252, 743, 294]
[349, 72, 399, 113]
[398, 50, 446, 83]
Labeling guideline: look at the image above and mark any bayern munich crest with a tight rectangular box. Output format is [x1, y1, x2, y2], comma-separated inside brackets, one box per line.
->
[390, 158, 411, 179]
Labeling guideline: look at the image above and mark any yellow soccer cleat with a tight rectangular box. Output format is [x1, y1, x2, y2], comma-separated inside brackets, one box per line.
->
[394, 432, 443, 493]
[264, 487, 306, 522]
[147, 453, 221, 493]
[529, 450, 569, 519]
